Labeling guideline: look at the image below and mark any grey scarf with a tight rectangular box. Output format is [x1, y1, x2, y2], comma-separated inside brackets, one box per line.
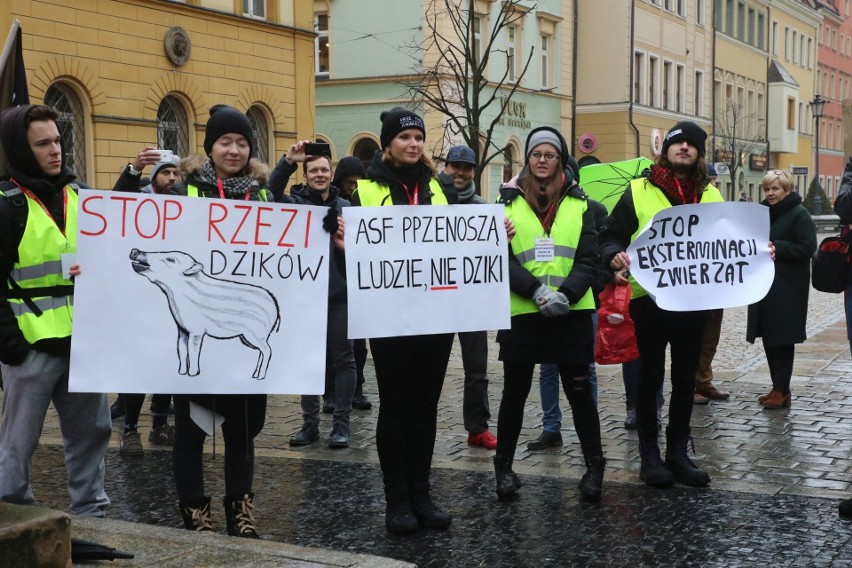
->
[201, 159, 254, 197]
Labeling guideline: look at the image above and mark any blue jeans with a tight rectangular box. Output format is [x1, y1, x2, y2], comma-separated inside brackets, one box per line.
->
[538, 315, 598, 433]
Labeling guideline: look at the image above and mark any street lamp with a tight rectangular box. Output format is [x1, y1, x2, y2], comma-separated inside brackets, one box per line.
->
[809, 94, 827, 214]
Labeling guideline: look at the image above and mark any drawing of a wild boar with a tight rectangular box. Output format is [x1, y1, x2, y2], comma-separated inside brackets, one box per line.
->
[130, 249, 280, 380]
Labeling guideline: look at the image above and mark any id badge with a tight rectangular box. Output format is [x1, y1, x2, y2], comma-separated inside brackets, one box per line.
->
[534, 237, 555, 262]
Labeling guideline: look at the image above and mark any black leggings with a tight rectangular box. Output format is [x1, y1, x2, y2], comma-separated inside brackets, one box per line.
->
[371, 333, 453, 494]
[496, 362, 602, 458]
[172, 394, 266, 502]
[122, 393, 171, 427]
[764, 343, 795, 394]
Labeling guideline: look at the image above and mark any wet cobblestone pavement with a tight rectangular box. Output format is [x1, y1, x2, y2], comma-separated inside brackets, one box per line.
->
[11, 276, 852, 566]
[29, 446, 852, 567]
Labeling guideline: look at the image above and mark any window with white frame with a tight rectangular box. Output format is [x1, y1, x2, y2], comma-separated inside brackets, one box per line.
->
[807, 37, 812, 68]
[747, 7, 755, 46]
[792, 31, 798, 64]
[758, 12, 765, 50]
[785, 27, 791, 60]
[315, 13, 329, 76]
[725, 0, 734, 33]
[772, 21, 778, 55]
[677, 0, 685, 17]
[540, 34, 550, 89]
[663, 61, 673, 110]
[507, 25, 518, 83]
[695, 70, 704, 116]
[698, 0, 705, 25]
[243, 0, 265, 19]
[649, 55, 659, 107]
[737, 1, 745, 41]
[665, 0, 673, 11]
[676, 64, 684, 112]
[634, 51, 645, 104]
[473, 16, 482, 65]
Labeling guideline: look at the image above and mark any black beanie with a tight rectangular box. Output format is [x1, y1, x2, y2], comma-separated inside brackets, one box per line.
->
[203, 105, 254, 157]
[379, 107, 425, 149]
[662, 121, 707, 156]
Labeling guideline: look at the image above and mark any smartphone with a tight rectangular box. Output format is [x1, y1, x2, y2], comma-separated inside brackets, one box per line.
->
[157, 149, 174, 161]
[304, 142, 331, 157]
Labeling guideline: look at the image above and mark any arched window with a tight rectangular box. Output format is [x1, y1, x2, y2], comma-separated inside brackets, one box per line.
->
[44, 83, 86, 183]
[353, 138, 380, 171]
[157, 97, 189, 158]
[503, 146, 517, 183]
[246, 106, 269, 164]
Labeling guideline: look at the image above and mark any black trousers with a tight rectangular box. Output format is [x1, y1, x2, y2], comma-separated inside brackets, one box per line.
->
[121, 393, 171, 427]
[371, 333, 453, 495]
[630, 296, 708, 441]
[172, 394, 266, 502]
[496, 361, 602, 458]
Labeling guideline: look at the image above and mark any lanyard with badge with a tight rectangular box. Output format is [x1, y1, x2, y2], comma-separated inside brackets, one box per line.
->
[533, 200, 558, 262]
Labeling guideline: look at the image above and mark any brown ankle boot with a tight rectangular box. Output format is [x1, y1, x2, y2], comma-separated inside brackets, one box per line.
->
[761, 390, 790, 409]
[757, 389, 776, 403]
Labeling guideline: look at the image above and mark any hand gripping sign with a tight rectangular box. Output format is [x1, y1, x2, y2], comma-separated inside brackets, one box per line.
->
[626, 202, 774, 311]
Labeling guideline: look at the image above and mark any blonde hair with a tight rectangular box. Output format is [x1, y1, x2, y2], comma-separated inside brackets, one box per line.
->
[761, 169, 794, 193]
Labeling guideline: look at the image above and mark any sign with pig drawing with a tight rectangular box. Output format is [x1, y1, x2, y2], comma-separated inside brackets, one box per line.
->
[69, 189, 329, 394]
[343, 204, 510, 338]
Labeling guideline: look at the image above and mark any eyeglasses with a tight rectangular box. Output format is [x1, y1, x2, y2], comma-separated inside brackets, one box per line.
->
[530, 152, 558, 162]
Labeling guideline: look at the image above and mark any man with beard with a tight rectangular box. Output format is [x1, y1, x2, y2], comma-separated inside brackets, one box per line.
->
[0, 104, 111, 516]
[599, 121, 722, 489]
[113, 147, 182, 195]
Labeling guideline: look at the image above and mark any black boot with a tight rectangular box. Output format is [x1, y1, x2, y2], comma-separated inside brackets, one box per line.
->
[639, 438, 674, 487]
[665, 434, 711, 487]
[385, 486, 418, 535]
[352, 381, 372, 410]
[410, 482, 452, 530]
[223, 493, 259, 538]
[493, 455, 520, 500]
[179, 496, 214, 532]
[578, 455, 606, 501]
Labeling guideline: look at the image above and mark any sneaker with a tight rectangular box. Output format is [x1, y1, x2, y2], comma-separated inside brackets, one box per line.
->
[468, 430, 498, 450]
[148, 424, 175, 446]
[119, 430, 144, 456]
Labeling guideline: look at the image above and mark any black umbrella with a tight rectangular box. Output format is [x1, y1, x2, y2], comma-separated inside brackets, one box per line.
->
[71, 539, 134, 562]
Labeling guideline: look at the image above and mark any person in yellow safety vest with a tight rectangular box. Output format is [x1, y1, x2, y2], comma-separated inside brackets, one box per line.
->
[0, 104, 111, 517]
[492, 126, 605, 503]
[599, 120, 723, 490]
[347, 107, 454, 536]
[169, 105, 270, 539]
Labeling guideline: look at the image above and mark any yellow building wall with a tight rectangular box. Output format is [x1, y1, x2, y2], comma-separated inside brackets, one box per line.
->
[6, 0, 315, 189]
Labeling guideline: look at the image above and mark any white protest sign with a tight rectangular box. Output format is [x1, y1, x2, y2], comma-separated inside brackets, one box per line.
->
[344, 204, 511, 338]
[70, 189, 329, 394]
[627, 202, 774, 311]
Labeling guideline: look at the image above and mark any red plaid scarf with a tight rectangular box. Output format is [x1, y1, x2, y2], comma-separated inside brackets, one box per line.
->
[648, 165, 697, 205]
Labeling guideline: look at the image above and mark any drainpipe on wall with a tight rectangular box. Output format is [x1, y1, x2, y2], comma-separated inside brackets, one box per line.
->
[628, 0, 641, 157]
[571, 0, 578, 155]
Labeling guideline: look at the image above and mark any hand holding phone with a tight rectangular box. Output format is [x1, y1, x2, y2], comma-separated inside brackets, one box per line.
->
[303, 142, 331, 158]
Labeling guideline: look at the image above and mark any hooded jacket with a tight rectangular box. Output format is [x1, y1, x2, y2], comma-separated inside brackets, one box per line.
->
[352, 152, 443, 207]
[331, 156, 366, 200]
[0, 105, 84, 364]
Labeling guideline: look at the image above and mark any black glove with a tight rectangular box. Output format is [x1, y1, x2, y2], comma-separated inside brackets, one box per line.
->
[322, 206, 339, 234]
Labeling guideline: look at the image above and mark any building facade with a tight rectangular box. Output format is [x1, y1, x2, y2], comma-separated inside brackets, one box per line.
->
[815, 0, 852, 202]
[3, 0, 315, 189]
[575, 0, 715, 169]
[313, 0, 574, 202]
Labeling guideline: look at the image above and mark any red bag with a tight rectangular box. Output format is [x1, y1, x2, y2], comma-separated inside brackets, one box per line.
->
[595, 283, 639, 365]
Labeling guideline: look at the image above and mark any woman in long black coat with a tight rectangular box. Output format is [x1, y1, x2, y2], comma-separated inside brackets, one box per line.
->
[746, 169, 816, 409]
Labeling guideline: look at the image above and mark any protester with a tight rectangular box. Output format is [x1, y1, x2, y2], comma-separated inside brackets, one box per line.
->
[170, 105, 272, 538]
[0, 104, 111, 516]
[111, 148, 180, 455]
[349, 107, 454, 534]
[437, 145, 497, 450]
[330, 156, 372, 410]
[268, 141, 357, 449]
[527, 188, 605, 451]
[748, 170, 815, 409]
[493, 126, 605, 502]
[835, 156, 852, 519]
[599, 121, 722, 488]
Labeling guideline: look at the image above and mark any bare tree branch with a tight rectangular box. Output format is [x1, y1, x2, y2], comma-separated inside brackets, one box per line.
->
[713, 98, 766, 200]
[399, 0, 537, 191]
